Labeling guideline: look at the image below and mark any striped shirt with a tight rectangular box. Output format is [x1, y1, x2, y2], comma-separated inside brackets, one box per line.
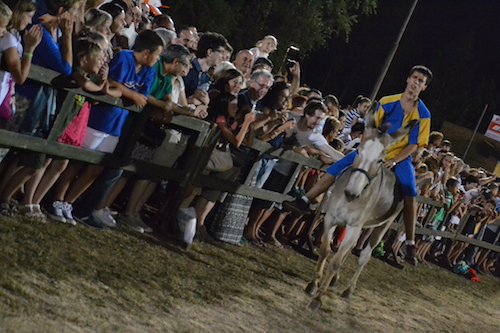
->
[344, 108, 360, 131]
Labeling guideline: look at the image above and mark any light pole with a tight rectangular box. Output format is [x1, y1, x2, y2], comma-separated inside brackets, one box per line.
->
[370, 0, 419, 101]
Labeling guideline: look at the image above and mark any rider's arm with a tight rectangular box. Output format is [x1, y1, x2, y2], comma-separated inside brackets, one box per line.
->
[383, 143, 417, 169]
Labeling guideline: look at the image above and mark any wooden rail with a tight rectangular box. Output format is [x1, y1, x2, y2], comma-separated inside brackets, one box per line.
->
[0, 65, 327, 222]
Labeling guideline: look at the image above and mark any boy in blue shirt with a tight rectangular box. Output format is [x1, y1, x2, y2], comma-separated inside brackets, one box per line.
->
[50, 30, 165, 227]
[86, 30, 164, 143]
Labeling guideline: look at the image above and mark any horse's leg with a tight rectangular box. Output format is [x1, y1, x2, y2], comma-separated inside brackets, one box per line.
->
[342, 221, 392, 299]
[305, 216, 336, 297]
[309, 225, 361, 310]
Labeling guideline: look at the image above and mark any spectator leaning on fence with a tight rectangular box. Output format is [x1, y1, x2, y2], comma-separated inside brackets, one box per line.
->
[0, 0, 42, 129]
[284, 101, 344, 163]
[98, 43, 209, 232]
[44, 30, 164, 229]
[183, 31, 228, 101]
[34, 34, 118, 224]
[211, 81, 295, 246]
[0, 0, 81, 217]
[244, 100, 337, 248]
[192, 92, 256, 242]
[341, 95, 371, 138]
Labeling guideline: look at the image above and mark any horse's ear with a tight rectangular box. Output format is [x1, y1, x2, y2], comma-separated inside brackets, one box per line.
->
[389, 119, 419, 142]
[364, 101, 378, 129]
[377, 122, 391, 133]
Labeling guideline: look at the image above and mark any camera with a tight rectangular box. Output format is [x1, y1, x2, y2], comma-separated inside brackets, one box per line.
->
[285, 45, 300, 68]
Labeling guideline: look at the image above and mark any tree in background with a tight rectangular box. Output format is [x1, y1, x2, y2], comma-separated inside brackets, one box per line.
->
[165, 0, 377, 72]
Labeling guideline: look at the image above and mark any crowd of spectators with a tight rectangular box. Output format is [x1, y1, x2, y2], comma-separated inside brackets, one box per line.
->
[409, 136, 500, 276]
[0, 0, 498, 278]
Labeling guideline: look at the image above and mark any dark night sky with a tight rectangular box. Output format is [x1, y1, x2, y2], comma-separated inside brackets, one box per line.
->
[302, 0, 500, 131]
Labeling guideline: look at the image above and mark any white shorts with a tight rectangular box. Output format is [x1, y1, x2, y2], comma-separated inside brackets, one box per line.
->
[82, 127, 119, 153]
[449, 215, 461, 225]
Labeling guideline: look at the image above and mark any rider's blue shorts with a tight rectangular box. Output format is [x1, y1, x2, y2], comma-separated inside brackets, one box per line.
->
[326, 150, 417, 197]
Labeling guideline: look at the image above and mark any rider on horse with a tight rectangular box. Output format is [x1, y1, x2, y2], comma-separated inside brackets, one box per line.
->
[284, 65, 433, 266]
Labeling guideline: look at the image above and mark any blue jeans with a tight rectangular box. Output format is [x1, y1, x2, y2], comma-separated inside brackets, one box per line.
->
[255, 158, 278, 189]
[74, 168, 123, 217]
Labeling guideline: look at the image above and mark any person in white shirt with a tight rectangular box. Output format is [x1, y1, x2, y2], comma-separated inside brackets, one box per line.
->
[284, 101, 344, 163]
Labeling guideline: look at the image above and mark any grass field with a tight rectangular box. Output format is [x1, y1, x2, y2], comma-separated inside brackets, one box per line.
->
[1, 215, 499, 333]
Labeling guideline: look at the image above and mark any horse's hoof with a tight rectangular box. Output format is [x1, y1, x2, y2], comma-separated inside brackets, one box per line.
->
[341, 289, 352, 299]
[308, 299, 322, 311]
[305, 282, 317, 297]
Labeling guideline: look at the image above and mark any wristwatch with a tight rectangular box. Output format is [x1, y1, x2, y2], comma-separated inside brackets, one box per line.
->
[187, 104, 196, 115]
[391, 159, 397, 167]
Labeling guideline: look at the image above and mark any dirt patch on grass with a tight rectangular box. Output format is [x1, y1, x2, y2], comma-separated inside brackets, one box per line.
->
[1, 216, 499, 333]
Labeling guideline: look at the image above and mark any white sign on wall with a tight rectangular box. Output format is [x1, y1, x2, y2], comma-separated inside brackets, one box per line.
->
[485, 114, 500, 142]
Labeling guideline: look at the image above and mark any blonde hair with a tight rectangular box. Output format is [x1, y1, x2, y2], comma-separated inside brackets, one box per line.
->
[0, 1, 13, 27]
[255, 35, 278, 50]
[84, 8, 112, 31]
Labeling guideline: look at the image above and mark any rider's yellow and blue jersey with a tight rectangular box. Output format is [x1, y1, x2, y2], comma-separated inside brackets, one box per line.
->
[375, 93, 431, 160]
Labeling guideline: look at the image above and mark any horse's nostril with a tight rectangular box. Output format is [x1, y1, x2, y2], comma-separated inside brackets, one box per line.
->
[344, 189, 357, 201]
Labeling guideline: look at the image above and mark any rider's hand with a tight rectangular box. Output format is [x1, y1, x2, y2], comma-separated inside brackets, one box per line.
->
[383, 159, 396, 169]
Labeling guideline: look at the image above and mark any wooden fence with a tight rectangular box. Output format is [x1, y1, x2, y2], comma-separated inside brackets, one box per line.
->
[0, 65, 325, 222]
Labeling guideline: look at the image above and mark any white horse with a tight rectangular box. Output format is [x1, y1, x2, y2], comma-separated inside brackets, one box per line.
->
[306, 111, 417, 310]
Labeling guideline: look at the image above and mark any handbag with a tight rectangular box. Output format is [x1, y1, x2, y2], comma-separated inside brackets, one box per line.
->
[206, 145, 233, 172]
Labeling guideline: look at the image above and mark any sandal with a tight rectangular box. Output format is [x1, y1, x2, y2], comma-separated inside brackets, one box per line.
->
[32, 204, 48, 223]
[247, 238, 265, 248]
[0, 201, 17, 218]
[265, 238, 284, 249]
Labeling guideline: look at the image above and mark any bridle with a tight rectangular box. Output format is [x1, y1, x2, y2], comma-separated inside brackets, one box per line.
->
[349, 160, 384, 191]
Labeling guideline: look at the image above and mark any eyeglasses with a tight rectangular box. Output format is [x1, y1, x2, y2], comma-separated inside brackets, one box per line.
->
[179, 60, 190, 67]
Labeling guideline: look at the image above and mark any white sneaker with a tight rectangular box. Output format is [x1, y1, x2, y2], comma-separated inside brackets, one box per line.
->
[61, 202, 77, 225]
[103, 206, 118, 228]
[91, 207, 116, 228]
[47, 200, 66, 223]
[118, 214, 144, 233]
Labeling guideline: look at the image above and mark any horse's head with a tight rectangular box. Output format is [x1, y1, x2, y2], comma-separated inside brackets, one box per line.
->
[344, 102, 418, 201]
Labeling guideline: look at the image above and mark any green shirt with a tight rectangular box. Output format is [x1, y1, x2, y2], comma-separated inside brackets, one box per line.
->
[433, 189, 453, 224]
[149, 55, 173, 99]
